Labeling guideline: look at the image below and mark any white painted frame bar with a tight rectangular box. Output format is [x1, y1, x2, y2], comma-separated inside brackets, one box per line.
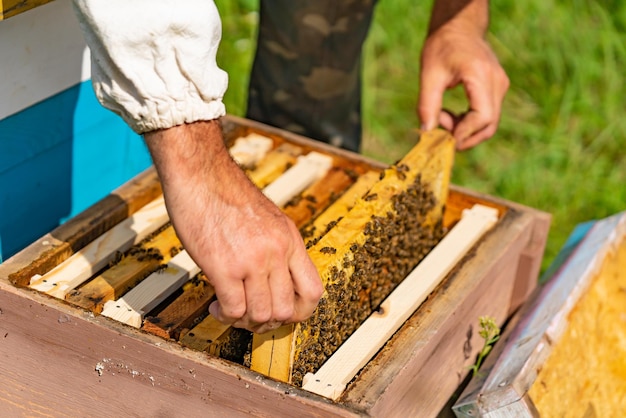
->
[229, 133, 274, 167]
[29, 196, 169, 298]
[100, 250, 201, 328]
[263, 152, 333, 207]
[302, 204, 499, 400]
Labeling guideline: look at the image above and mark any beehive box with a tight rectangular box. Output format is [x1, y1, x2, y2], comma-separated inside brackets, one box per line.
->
[453, 211, 626, 417]
[0, 116, 550, 417]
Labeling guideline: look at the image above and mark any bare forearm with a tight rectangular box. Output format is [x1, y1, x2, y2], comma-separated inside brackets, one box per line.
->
[144, 120, 233, 195]
[428, 0, 489, 36]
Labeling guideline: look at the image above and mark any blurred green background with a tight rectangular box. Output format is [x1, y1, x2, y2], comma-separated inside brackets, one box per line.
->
[215, 0, 626, 273]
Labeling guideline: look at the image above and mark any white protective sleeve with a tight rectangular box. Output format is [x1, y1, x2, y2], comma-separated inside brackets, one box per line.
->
[72, 0, 228, 134]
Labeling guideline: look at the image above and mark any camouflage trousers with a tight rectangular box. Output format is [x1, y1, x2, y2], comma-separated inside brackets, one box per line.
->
[246, 0, 378, 152]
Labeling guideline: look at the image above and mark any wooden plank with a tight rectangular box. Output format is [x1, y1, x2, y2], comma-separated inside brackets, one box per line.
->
[262, 152, 334, 207]
[229, 132, 274, 168]
[100, 250, 201, 328]
[249, 324, 295, 382]
[251, 130, 456, 386]
[302, 204, 499, 399]
[508, 211, 551, 315]
[247, 142, 304, 188]
[142, 274, 215, 340]
[65, 226, 182, 314]
[282, 166, 357, 229]
[0, 279, 360, 417]
[0, 167, 162, 287]
[29, 196, 169, 298]
[0, 0, 54, 20]
[303, 170, 380, 246]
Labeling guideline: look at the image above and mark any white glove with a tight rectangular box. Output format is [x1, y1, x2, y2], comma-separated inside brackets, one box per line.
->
[72, 0, 228, 134]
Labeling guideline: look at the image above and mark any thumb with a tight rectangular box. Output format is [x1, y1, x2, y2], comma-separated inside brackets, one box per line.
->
[418, 67, 448, 131]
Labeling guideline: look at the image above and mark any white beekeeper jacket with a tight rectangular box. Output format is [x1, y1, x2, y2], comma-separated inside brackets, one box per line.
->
[72, 0, 228, 134]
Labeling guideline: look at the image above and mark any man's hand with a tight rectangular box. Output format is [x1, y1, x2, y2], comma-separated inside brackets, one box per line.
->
[419, 0, 509, 150]
[144, 120, 324, 334]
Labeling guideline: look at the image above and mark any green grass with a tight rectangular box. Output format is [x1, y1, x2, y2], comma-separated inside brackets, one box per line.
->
[215, 0, 626, 273]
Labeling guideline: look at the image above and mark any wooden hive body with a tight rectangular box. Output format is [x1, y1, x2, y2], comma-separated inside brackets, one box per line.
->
[0, 116, 551, 417]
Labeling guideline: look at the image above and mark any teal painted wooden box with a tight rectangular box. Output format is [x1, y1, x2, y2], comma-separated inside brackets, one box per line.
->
[0, 82, 152, 262]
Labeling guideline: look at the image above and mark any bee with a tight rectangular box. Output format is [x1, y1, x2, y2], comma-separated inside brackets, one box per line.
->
[363, 193, 378, 202]
[169, 246, 182, 258]
[320, 245, 335, 254]
[154, 264, 169, 274]
[108, 250, 124, 267]
[396, 163, 410, 173]
[285, 195, 302, 208]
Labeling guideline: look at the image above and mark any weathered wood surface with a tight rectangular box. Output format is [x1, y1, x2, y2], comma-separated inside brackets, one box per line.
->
[179, 314, 231, 352]
[453, 212, 624, 418]
[303, 204, 499, 399]
[178, 315, 253, 364]
[0, 279, 359, 418]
